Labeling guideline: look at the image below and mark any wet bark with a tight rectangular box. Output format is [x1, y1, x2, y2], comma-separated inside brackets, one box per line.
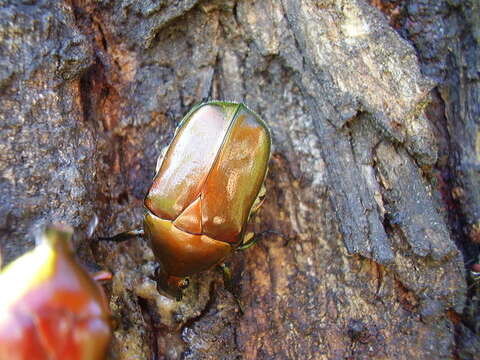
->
[0, 0, 478, 359]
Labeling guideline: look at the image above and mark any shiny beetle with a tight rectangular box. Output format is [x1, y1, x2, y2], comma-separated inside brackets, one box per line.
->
[0, 224, 111, 360]
[106, 101, 271, 299]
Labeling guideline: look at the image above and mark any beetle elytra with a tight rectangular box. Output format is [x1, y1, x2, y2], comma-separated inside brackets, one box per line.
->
[103, 101, 271, 300]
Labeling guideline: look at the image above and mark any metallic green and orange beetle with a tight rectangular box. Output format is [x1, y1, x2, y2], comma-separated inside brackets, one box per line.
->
[104, 101, 271, 299]
[0, 224, 111, 360]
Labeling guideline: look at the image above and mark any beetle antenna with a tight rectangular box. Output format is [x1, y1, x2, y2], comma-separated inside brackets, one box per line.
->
[98, 229, 144, 242]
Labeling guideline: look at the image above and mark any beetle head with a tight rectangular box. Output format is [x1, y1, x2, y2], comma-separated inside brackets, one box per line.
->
[155, 266, 189, 301]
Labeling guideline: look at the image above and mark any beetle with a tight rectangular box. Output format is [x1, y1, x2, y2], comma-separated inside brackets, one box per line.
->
[0, 224, 111, 360]
[103, 101, 271, 300]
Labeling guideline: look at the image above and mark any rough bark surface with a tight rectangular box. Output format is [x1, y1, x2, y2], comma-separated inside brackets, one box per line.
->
[0, 0, 478, 359]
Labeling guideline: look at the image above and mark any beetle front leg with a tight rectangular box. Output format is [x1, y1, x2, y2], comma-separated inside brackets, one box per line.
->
[97, 229, 144, 242]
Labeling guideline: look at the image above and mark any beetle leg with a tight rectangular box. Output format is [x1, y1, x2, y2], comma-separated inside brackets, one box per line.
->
[97, 229, 144, 242]
[219, 263, 233, 292]
[218, 263, 244, 314]
[250, 183, 267, 215]
[236, 232, 258, 251]
[237, 230, 286, 251]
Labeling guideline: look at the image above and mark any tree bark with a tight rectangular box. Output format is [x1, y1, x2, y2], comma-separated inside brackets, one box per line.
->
[0, 0, 478, 359]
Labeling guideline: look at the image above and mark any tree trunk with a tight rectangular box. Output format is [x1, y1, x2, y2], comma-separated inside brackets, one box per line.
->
[0, 0, 478, 359]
